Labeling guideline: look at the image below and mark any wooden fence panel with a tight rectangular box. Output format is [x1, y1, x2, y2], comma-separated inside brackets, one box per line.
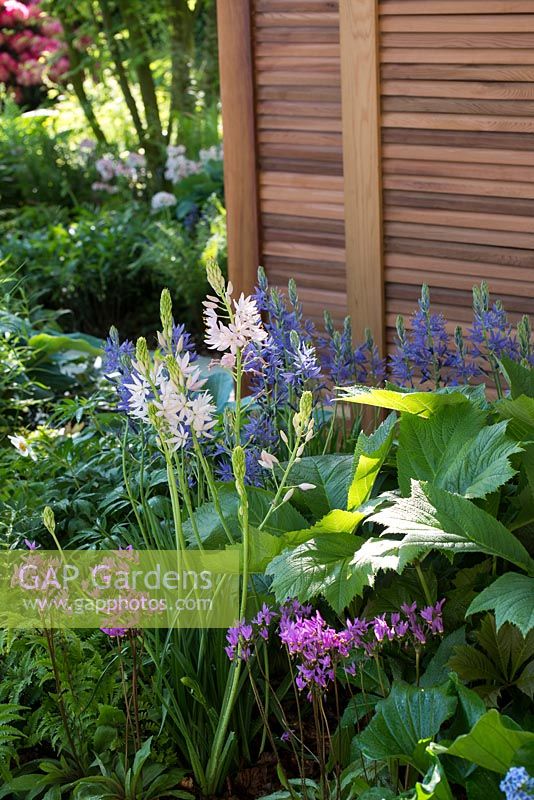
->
[252, 0, 347, 328]
[379, 1, 534, 341]
[220, 1, 534, 352]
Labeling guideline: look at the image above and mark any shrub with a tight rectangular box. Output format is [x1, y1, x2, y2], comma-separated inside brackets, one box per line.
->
[0, 197, 226, 339]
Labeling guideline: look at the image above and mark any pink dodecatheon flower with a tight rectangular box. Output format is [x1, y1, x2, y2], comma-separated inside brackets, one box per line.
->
[101, 627, 128, 638]
[225, 599, 446, 697]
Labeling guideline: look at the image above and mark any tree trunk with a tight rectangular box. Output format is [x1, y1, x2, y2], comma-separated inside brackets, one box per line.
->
[117, 0, 165, 189]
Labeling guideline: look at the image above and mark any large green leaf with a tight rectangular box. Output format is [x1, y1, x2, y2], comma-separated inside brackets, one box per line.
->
[280, 508, 366, 548]
[349, 412, 396, 510]
[404, 758, 453, 800]
[28, 332, 102, 359]
[432, 710, 534, 774]
[500, 356, 534, 399]
[495, 395, 534, 442]
[281, 455, 354, 518]
[339, 385, 469, 418]
[183, 487, 308, 548]
[397, 405, 520, 499]
[466, 574, 534, 636]
[266, 534, 406, 613]
[370, 482, 534, 575]
[355, 681, 457, 773]
[266, 533, 365, 612]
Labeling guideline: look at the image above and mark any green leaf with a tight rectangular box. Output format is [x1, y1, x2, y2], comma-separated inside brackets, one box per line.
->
[397, 405, 520, 499]
[280, 455, 354, 518]
[349, 413, 396, 510]
[466, 574, 534, 636]
[183, 487, 308, 547]
[339, 385, 469, 418]
[405, 758, 453, 800]
[495, 395, 534, 442]
[465, 769, 502, 800]
[355, 681, 457, 769]
[28, 332, 102, 358]
[420, 629, 467, 688]
[500, 356, 534, 399]
[280, 509, 367, 549]
[266, 533, 364, 612]
[433, 709, 534, 774]
[371, 481, 534, 575]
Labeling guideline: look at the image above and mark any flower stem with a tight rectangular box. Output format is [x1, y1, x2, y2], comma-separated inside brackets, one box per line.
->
[165, 450, 185, 551]
[414, 561, 433, 606]
[204, 465, 250, 794]
[193, 436, 235, 544]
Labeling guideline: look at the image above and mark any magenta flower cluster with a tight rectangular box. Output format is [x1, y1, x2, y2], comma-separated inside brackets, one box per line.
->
[0, 0, 69, 105]
[225, 599, 445, 696]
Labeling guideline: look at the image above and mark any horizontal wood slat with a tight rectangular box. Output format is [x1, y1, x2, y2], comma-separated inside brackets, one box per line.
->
[380, 1, 534, 13]
[382, 81, 534, 99]
[383, 174, 534, 199]
[383, 98, 534, 116]
[382, 143, 534, 165]
[380, 15, 534, 32]
[381, 64, 534, 81]
[381, 49, 534, 64]
[383, 158, 534, 182]
[382, 113, 534, 133]
[384, 206, 534, 234]
[382, 33, 534, 48]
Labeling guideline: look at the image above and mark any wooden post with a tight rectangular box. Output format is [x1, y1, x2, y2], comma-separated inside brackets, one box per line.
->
[339, 0, 385, 352]
[217, 0, 260, 296]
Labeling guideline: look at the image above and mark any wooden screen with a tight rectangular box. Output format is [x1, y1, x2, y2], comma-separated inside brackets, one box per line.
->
[218, 0, 534, 352]
[252, 0, 348, 328]
[379, 0, 534, 346]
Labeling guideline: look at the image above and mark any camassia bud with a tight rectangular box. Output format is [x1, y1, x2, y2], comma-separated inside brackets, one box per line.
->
[206, 259, 226, 298]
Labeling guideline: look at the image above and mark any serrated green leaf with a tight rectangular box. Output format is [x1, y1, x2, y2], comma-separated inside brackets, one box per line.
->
[397, 405, 520, 499]
[339, 385, 469, 418]
[266, 533, 364, 612]
[356, 681, 456, 772]
[349, 413, 396, 510]
[433, 709, 534, 774]
[495, 395, 534, 442]
[466, 574, 534, 636]
[500, 357, 534, 399]
[370, 482, 534, 575]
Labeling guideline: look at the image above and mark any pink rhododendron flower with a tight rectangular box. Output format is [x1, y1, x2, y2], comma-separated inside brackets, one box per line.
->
[3, 0, 30, 20]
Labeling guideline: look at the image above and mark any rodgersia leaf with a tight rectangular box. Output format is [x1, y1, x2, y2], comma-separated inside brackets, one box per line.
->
[500, 356, 534, 400]
[370, 481, 534, 575]
[349, 412, 396, 510]
[397, 405, 521, 499]
[266, 534, 405, 613]
[266, 533, 364, 612]
[339, 385, 469, 418]
[466, 574, 534, 636]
